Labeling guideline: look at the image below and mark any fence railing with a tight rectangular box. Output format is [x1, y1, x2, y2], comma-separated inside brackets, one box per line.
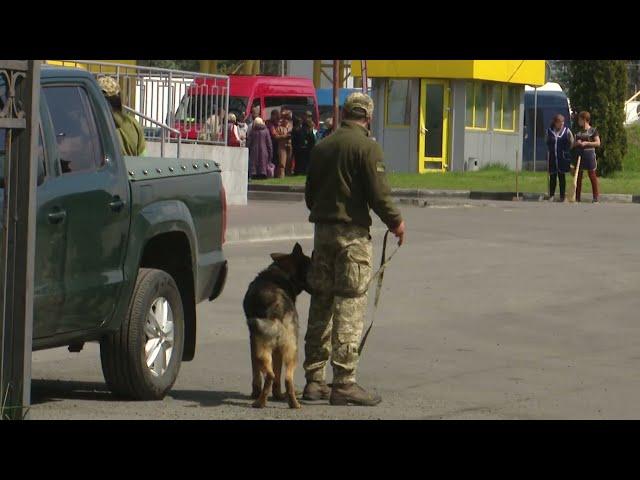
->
[123, 106, 181, 158]
[47, 60, 230, 147]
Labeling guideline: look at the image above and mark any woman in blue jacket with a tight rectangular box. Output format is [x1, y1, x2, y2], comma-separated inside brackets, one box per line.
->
[546, 114, 574, 202]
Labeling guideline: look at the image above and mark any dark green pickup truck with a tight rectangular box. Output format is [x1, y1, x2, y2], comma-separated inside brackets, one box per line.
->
[0, 67, 228, 400]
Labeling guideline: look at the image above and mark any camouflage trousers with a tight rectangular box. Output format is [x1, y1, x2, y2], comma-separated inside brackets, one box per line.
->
[304, 223, 373, 384]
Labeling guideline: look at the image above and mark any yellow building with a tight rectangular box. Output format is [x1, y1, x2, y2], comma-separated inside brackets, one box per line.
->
[45, 60, 137, 72]
[351, 60, 545, 173]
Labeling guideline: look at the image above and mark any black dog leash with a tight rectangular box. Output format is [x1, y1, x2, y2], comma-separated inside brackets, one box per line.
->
[358, 230, 401, 355]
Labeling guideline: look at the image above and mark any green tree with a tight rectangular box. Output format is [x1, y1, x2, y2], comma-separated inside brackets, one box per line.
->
[138, 60, 287, 75]
[565, 60, 627, 176]
[548, 60, 571, 93]
[137, 60, 201, 72]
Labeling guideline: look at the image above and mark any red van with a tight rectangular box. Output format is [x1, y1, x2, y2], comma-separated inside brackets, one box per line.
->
[174, 75, 319, 141]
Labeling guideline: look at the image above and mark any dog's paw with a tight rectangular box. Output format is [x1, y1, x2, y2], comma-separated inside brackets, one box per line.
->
[288, 399, 302, 409]
[252, 400, 267, 408]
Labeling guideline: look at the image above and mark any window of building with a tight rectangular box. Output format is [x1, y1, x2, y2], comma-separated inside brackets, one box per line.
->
[44, 86, 104, 174]
[465, 82, 488, 129]
[385, 79, 411, 126]
[494, 85, 519, 131]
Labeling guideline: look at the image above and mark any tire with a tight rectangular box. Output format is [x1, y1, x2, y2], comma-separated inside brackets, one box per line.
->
[100, 268, 185, 400]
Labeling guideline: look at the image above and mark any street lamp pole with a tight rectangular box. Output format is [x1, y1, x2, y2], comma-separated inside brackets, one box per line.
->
[333, 60, 340, 132]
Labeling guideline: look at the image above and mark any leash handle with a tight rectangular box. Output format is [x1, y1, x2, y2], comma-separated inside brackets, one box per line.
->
[358, 230, 394, 355]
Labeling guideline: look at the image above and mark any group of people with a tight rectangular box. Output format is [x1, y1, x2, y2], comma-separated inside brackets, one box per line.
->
[546, 110, 601, 203]
[228, 105, 334, 180]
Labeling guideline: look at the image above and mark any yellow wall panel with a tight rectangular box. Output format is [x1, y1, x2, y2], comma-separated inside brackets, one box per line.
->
[45, 60, 137, 73]
[352, 60, 545, 86]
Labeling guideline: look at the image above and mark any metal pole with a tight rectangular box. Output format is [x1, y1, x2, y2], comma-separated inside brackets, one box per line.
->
[515, 149, 519, 199]
[533, 86, 538, 171]
[333, 60, 340, 132]
[168, 71, 174, 127]
[361, 60, 368, 96]
[0, 60, 40, 420]
[161, 127, 165, 158]
[224, 77, 230, 145]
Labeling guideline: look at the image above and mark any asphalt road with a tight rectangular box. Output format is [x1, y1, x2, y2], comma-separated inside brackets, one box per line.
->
[30, 199, 640, 419]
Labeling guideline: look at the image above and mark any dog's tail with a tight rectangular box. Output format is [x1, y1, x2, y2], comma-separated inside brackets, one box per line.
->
[246, 317, 280, 338]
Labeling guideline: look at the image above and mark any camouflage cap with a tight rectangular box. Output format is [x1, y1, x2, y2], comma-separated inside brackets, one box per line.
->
[343, 92, 374, 118]
[97, 76, 120, 97]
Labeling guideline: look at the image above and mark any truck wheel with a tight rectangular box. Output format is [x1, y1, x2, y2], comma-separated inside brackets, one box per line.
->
[100, 268, 185, 400]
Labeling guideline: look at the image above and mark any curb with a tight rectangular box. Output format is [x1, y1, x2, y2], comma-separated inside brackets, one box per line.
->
[249, 184, 305, 193]
[249, 184, 639, 204]
[226, 223, 313, 244]
[226, 223, 388, 244]
[392, 188, 471, 199]
[248, 191, 304, 202]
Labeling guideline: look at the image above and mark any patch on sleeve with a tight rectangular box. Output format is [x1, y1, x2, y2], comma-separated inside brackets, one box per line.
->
[376, 161, 386, 173]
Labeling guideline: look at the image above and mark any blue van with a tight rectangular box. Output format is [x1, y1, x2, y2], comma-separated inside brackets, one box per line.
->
[316, 88, 361, 125]
[523, 84, 570, 171]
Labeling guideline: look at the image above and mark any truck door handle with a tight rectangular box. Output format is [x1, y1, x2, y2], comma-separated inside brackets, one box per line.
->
[109, 196, 125, 213]
[48, 208, 67, 224]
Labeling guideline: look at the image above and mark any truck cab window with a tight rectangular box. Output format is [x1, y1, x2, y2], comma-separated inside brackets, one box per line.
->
[0, 129, 5, 187]
[44, 86, 103, 174]
[37, 125, 46, 185]
[0, 127, 45, 186]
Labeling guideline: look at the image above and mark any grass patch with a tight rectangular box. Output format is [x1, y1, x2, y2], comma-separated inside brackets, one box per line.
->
[255, 170, 640, 195]
[254, 171, 550, 193]
[622, 124, 640, 173]
[252, 128, 640, 195]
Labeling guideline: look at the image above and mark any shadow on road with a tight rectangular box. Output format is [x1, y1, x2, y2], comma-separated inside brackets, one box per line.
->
[168, 389, 252, 408]
[31, 379, 114, 404]
[31, 379, 252, 408]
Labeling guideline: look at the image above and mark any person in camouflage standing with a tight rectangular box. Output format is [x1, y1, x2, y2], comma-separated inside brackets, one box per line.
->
[303, 92, 405, 406]
[97, 76, 146, 157]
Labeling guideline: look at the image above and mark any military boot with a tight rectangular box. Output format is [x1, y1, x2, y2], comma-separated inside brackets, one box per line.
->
[302, 381, 331, 401]
[329, 382, 382, 406]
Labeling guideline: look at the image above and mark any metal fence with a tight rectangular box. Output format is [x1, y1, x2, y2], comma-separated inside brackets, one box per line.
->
[0, 60, 40, 420]
[47, 60, 231, 149]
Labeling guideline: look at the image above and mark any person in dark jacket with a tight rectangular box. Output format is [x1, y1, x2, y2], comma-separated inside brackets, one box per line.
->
[317, 117, 333, 141]
[292, 116, 316, 175]
[247, 117, 273, 179]
[303, 92, 405, 407]
[266, 109, 281, 172]
[546, 114, 574, 202]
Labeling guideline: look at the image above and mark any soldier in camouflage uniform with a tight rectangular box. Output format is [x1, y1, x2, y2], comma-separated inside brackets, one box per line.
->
[303, 92, 405, 406]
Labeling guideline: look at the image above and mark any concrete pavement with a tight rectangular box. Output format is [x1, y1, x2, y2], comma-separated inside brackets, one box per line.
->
[30, 199, 640, 419]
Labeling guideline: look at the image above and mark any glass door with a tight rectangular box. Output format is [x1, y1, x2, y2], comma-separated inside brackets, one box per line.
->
[419, 80, 449, 172]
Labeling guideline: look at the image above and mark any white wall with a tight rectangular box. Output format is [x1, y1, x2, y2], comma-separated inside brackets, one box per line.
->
[287, 60, 314, 80]
[145, 141, 248, 205]
[286, 60, 358, 88]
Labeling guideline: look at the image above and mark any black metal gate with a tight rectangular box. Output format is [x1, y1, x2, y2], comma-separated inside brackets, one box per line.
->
[0, 60, 40, 420]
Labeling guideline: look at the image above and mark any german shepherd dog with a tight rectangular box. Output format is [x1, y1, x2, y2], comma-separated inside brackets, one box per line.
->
[242, 243, 311, 409]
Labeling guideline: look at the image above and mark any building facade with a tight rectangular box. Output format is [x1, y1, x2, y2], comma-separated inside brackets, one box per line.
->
[351, 61, 546, 173]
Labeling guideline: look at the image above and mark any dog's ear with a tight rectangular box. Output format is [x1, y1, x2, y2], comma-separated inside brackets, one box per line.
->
[292, 243, 303, 257]
[270, 253, 288, 261]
